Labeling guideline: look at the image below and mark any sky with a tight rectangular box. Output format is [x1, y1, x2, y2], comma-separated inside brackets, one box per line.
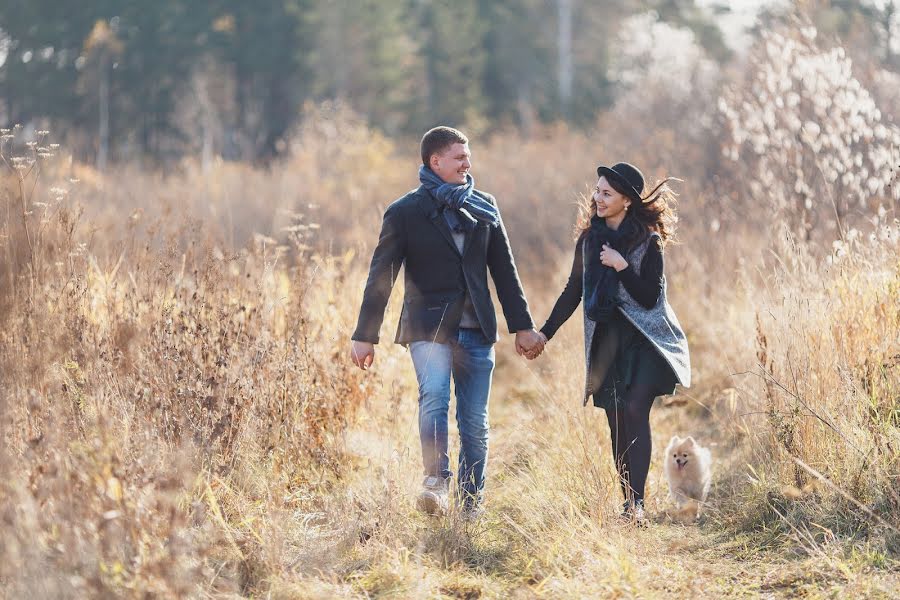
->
[697, 0, 789, 51]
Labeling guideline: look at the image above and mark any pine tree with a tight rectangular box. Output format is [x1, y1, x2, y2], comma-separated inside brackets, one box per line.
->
[415, 0, 487, 130]
[311, 0, 423, 134]
[207, 0, 316, 160]
[479, 0, 557, 131]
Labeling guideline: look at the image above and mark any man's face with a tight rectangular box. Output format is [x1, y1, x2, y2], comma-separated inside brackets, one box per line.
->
[430, 142, 471, 185]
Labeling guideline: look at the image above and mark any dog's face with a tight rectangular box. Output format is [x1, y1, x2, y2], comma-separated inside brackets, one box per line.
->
[667, 436, 699, 472]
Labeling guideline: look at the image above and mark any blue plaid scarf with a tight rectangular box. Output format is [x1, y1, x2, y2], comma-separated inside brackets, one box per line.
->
[418, 166, 500, 233]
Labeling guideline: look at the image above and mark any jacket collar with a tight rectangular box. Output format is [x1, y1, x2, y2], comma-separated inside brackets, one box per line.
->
[416, 185, 442, 219]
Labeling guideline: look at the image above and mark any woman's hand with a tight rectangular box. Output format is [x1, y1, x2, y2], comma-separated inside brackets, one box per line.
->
[515, 329, 544, 357]
[525, 332, 548, 360]
[600, 244, 628, 272]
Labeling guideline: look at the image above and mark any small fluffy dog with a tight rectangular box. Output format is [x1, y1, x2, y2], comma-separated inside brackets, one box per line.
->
[663, 435, 712, 521]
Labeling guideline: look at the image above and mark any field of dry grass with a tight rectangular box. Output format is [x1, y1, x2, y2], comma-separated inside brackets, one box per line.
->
[0, 106, 898, 598]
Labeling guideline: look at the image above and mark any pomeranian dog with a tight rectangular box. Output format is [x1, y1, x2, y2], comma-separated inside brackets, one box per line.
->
[663, 435, 712, 521]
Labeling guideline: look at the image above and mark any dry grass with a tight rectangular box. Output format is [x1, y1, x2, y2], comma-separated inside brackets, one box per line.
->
[0, 114, 898, 598]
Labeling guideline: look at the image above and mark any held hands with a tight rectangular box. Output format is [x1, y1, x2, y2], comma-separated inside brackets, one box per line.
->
[527, 332, 548, 360]
[515, 329, 547, 360]
[354, 332, 548, 369]
[600, 244, 628, 271]
[350, 340, 375, 370]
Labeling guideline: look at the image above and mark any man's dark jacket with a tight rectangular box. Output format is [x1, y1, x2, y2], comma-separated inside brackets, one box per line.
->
[352, 185, 534, 345]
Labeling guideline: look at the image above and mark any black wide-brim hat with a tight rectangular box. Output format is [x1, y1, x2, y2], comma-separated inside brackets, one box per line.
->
[597, 162, 644, 204]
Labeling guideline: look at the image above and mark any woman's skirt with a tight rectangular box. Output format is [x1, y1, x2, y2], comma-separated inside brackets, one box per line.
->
[589, 312, 677, 409]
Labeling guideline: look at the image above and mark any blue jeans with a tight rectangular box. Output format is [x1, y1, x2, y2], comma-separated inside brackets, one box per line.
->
[409, 328, 495, 505]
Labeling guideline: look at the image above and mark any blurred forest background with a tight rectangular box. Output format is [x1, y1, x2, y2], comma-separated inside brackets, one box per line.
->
[1, 1, 899, 597]
[1, 0, 895, 165]
[3, 0, 898, 251]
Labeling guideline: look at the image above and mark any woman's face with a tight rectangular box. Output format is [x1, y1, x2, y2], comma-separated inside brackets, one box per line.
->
[592, 176, 630, 219]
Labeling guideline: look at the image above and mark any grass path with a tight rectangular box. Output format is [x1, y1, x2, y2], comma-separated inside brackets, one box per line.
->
[490, 369, 899, 598]
[319, 347, 899, 599]
[478, 380, 777, 598]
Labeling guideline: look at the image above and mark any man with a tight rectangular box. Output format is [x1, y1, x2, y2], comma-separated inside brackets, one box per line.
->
[350, 126, 545, 517]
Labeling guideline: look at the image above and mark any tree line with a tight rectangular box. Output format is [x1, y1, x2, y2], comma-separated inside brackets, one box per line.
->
[1, 0, 895, 166]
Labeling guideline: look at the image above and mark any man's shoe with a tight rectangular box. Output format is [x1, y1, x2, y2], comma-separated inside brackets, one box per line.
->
[416, 476, 449, 516]
[460, 503, 485, 522]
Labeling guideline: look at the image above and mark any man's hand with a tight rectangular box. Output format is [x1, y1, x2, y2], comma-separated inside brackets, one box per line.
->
[515, 329, 545, 359]
[350, 340, 375, 370]
[525, 332, 548, 360]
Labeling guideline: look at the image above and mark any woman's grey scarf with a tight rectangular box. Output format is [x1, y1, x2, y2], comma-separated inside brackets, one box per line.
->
[418, 166, 500, 233]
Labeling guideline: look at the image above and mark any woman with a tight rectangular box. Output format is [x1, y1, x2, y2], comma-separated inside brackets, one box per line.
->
[534, 162, 691, 523]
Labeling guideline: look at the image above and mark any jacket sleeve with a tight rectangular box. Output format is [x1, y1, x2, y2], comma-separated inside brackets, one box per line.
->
[486, 196, 535, 333]
[352, 204, 406, 343]
[540, 236, 584, 340]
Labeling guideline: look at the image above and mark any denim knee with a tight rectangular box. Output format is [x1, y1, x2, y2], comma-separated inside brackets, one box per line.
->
[459, 424, 489, 447]
[418, 378, 450, 413]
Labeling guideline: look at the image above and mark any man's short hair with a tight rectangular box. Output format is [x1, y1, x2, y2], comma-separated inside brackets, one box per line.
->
[420, 126, 468, 166]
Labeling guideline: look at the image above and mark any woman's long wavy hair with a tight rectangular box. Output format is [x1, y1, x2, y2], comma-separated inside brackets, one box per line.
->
[575, 175, 680, 249]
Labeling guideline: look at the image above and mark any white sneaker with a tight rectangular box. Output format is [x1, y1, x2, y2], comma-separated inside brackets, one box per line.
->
[416, 476, 449, 516]
[460, 503, 485, 522]
[619, 500, 648, 527]
[632, 500, 648, 527]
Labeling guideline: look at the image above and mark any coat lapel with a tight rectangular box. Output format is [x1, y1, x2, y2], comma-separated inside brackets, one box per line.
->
[417, 187, 462, 256]
[461, 190, 492, 257]
[460, 223, 476, 257]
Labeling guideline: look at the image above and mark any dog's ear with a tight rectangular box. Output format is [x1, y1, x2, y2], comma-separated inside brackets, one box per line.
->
[685, 436, 696, 446]
[669, 435, 681, 445]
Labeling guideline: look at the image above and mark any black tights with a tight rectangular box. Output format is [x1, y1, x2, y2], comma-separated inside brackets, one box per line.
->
[605, 384, 657, 504]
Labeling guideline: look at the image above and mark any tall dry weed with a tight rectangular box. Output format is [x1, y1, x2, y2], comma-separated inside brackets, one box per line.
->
[730, 223, 900, 549]
[0, 126, 372, 595]
[0, 73, 897, 594]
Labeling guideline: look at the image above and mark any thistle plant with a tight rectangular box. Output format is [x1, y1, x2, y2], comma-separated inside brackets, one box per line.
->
[1, 125, 70, 300]
[719, 22, 900, 237]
